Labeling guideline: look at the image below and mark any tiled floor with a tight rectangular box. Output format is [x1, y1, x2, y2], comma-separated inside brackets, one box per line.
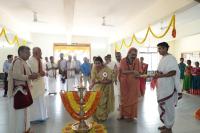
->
[1, 81, 200, 133]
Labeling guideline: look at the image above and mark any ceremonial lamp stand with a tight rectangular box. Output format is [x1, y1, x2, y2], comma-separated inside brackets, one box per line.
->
[72, 76, 92, 133]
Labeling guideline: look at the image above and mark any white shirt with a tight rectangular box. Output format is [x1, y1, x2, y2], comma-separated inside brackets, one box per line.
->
[107, 61, 116, 70]
[59, 59, 67, 71]
[67, 61, 75, 77]
[28, 57, 45, 99]
[47, 62, 57, 78]
[156, 54, 181, 100]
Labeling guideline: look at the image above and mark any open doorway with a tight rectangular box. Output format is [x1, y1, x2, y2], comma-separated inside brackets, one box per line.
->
[138, 47, 160, 71]
[53, 43, 91, 63]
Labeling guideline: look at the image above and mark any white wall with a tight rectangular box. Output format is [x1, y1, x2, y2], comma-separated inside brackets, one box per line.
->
[30, 34, 110, 62]
[0, 33, 110, 72]
[0, 9, 31, 73]
[172, 33, 200, 60]
[30, 33, 68, 58]
[0, 9, 31, 40]
[72, 35, 109, 60]
[0, 44, 18, 73]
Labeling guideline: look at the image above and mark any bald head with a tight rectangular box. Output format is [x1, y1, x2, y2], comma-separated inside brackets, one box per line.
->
[33, 47, 42, 58]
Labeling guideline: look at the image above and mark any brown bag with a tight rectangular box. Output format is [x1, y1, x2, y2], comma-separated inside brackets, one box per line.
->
[12, 58, 33, 109]
[14, 83, 33, 109]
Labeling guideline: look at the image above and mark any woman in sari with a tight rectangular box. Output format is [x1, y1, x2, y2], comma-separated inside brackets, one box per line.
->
[190, 61, 200, 95]
[89, 56, 114, 121]
[183, 60, 193, 92]
[139, 57, 148, 96]
[118, 47, 140, 121]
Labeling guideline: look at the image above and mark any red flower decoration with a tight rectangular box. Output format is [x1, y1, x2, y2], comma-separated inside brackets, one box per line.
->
[195, 108, 200, 120]
[150, 79, 157, 90]
[172, 28, 176, 38]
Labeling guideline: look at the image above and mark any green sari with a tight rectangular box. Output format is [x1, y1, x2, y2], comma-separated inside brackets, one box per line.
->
[91, 66, 115, 121]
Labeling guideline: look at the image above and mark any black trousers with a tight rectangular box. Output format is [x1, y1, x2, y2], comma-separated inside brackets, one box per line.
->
[3, 73, 8, 96]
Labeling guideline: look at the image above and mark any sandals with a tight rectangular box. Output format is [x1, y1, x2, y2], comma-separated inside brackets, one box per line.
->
[126, 118, 135, 122]
[158, 126, 166, 130]
[117, 116, 124, 120]
[160, 128, 172, 133]
[117, 116, 137, 122]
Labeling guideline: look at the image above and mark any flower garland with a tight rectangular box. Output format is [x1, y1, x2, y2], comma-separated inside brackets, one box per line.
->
[65, 92, 81, 112]
[65, 91, 97, 113]
[60, 91, 101, 121]
[60, 92, 80, 120]
[72, 91, 91, 104]
[194, 108, 200, 120]
[0, 27, 27, 45]
[83, 92, 98, 112]
[62, 121, 107, 133]
[115, 15, 176, 51]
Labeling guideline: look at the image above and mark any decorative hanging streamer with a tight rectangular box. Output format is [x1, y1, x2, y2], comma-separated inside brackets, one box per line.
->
[172, 15, 176, 38]
[115, 15, 176, 51]
[0, 27, 27, 46]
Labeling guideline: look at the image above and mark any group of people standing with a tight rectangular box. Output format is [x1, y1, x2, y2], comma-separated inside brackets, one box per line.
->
[5, 46, 48, 133]
[179, 58, 200, 95]
[3, 46, 92, 133]
[3, 41, 182, 133]
[89, 49, 139, 122]
[44, 53, 91, 93]
[90, 48, 150, 122]
[90, 42, 182, 133]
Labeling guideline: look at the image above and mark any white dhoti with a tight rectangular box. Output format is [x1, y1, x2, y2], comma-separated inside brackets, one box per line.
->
[83, 75, 90, 89]
[116, 80, 121, 105]
[48, 77, 56, 93]
[114, 80, 121, 111]
[74, 74, 81, 85]
[59, 75, 67, 91]
[44, 76, 49, 91]
[180, 79, 184, 91]
[30, 95, 48, 122]
[66, 78, 75, 91]
[156, 54, 182, 129]
[9, 97, 30, 133]
[158, 92, 177, 128]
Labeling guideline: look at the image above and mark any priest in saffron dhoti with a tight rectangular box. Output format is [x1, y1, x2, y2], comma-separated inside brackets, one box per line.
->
[28, 47, 48, 122]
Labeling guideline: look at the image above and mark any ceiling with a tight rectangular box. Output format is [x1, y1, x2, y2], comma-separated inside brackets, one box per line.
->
[0, 0, 198, 41]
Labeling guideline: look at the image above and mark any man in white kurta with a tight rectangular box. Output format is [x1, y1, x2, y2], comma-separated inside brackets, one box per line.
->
[8, 46, 38, 133]
[73, 56, 81, 86]
[46, 56, 57, 94]
[155, 42, 182, 133]
[115, 52, 122, 110]
[57, 53, 67, 84]
[44, 57, 49, 91]
[28, 47, 48, 122]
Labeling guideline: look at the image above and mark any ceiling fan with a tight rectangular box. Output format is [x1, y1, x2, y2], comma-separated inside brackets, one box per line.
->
[33, 11, 46, 23]
[102, 16, 114, 27]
